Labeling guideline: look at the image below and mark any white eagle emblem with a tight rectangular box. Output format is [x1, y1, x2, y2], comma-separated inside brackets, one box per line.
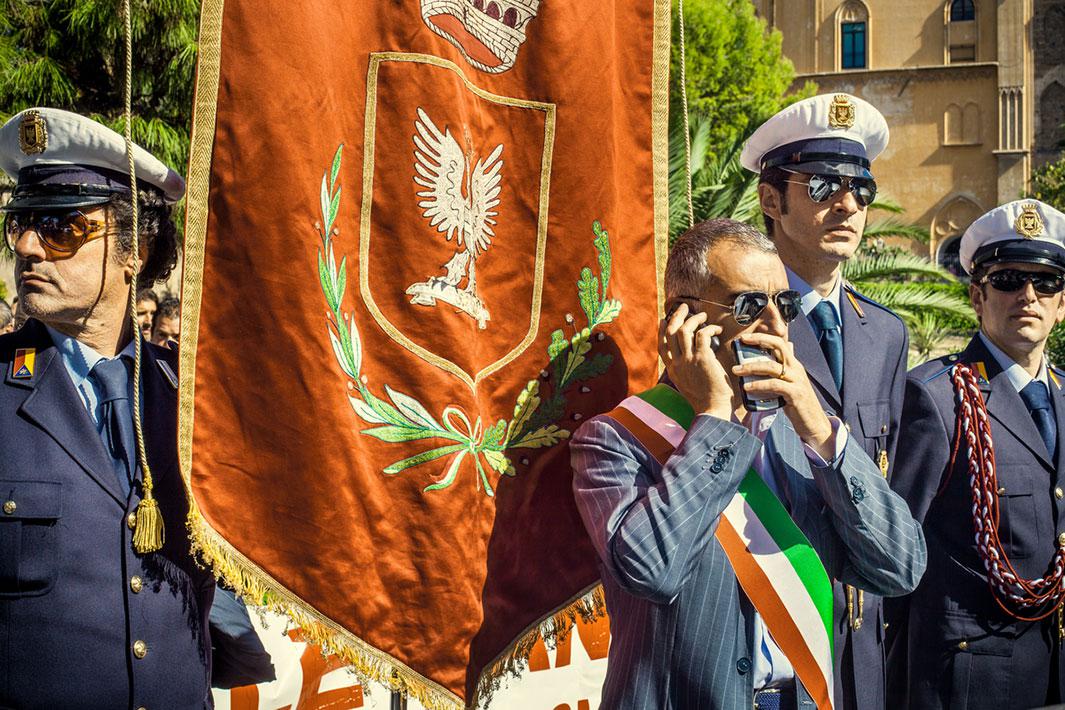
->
[405, 107, 504, 329]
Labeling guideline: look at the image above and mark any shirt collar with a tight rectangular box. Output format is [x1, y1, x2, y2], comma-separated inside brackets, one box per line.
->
[45, 325, 138, 387]
[787, 267, 843, 318]
[978, 331, 1049, 393]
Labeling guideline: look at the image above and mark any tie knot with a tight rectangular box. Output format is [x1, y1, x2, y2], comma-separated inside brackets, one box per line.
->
[809, 300, 840, 332]
[1020, 380, 1051, 412]
[90, 357, 131, 404]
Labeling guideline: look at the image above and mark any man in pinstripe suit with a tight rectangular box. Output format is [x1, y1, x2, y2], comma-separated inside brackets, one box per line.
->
[571, 219, 925, 710]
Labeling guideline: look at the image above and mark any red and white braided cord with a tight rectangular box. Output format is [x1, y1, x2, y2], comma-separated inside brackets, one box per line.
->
[951, 363, 1065, 620]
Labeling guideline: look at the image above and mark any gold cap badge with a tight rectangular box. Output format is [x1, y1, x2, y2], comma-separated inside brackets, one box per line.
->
[828, 95, 856, 129]
[18, 110, 47, 155]
[1014, 203, 1045, 239]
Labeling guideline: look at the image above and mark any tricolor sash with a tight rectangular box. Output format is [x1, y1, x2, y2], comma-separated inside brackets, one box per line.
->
[602, 384, 835, 710]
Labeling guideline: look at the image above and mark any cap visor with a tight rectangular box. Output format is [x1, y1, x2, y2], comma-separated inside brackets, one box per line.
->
[973, 239, 1065, 274]
[1, 194, 113, 212]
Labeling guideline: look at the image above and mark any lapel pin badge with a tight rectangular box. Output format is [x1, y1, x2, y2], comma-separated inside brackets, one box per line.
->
[12, 348, 36, 380]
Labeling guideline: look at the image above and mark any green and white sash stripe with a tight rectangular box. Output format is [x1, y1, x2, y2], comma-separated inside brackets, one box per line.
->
[607, 384, 835, 709]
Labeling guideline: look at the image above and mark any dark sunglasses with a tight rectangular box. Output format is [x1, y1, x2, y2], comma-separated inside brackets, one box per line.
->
[3, 209, 110, 257]
[784, 172, 877, 207]
[981, 269, 1065, 295]
[677, 289, 802, 325]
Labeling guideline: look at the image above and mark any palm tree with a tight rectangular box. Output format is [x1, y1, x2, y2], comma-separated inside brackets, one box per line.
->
[668, 113, 761, 243]
[863, 196, 930, 245]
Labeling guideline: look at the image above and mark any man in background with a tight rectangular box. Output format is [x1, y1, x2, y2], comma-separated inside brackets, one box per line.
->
[136, 287, 158, 339]
[742, 93, 909, 710]
[151, 295, 180, 346]
[889, 200, 1065, 708]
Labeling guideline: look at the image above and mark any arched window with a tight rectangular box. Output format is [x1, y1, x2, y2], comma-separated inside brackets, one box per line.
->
[944, 104, 963, 144]
[838, 1, 870, 70]
[950, 0, 975, 22]
[937, 236, 964, 278]
[933, 196, 983, 277]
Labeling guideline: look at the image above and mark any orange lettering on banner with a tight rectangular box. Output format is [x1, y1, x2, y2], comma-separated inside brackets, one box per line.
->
[277, 632, 366, 710]
[528, 614, 611, 671]
[551, 701, 591, 710]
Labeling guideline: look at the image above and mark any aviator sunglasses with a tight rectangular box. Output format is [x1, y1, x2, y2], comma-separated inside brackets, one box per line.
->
[980, 268, 1065, 295]
[676, 289, 803, 326]
[3, 209, 110, 257]
[784, 171, 877, 208]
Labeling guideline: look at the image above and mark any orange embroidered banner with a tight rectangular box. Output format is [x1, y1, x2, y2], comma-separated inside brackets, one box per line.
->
[180, 2, 668, 707]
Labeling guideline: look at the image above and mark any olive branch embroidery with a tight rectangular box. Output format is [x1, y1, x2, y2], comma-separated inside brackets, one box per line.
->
[315, 144, 621, 497]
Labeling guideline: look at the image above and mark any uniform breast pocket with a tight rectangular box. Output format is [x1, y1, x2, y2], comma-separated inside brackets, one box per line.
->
[0, 480, 62, 597]
[856, 399, 890, 443]
[996, 478, 1038, 559]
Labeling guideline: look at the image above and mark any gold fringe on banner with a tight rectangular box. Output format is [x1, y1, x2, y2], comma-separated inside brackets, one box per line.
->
[185, 513, 464, 710]
[179, 0, 669, 707]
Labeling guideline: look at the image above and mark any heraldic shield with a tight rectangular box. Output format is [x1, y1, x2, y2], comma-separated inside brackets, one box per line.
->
[180, 1, 669, 707]
[361, 54, 554, 391]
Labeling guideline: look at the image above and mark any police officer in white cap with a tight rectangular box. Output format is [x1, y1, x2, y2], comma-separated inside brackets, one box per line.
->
[0, 107, 216, 707]
[742, 93, 913, 710]
[890, 200, 1065, 708]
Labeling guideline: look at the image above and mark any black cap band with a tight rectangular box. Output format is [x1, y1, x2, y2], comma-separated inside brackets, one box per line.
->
[972, 239, 1065, 273]
[2, 164, 136, 211]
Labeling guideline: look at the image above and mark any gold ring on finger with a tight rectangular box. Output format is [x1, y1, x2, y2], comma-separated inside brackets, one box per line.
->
[777, 362, 787, 380]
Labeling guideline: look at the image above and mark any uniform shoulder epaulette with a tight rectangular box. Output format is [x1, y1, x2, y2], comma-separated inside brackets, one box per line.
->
[842, 281, 905, 324]
[1051, 364, 1065, 391]
[918, 353, 962, 384]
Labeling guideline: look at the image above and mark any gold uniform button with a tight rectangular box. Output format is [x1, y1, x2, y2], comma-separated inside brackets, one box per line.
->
[127, 512, 137, 529]
[2, 500, 15, 515]
[997, 486, 1007, 496]
[130, 576, 143, 593]
[1059, 532, 1065, 547]
[1056, 487, 1064, 500]
[880, 425, 888, 434]
[957, 640, 969, 651]
[133, 640, 148, 659]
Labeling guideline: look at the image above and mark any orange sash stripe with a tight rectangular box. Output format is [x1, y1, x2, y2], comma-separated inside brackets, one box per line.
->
[606, 405, 675, 465]
[717, 518, 833, 709]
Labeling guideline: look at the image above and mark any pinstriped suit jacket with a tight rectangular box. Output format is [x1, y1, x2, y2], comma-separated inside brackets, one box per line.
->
[570, 410, 926, 710]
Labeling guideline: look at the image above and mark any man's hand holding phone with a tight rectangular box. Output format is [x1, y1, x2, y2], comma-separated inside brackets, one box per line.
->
[659, 302, 732, 420]
[731, 332, 835, 460]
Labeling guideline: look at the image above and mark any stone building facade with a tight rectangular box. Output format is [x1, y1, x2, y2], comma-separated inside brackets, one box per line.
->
[751, 0, 1059, 273]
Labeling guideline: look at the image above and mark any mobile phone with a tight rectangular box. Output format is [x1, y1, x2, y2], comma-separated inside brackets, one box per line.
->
[731, 340, 783, 412]
[666, 302, 721, 351]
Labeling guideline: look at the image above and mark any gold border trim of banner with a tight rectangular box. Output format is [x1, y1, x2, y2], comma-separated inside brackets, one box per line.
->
[178, 5, 463, 710]
[179, 1, 670, 707]
[358, 52, 556, 394]
[652, 0, 670, 316]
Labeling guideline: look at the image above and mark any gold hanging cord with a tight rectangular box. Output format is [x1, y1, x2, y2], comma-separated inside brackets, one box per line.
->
[678, 0, 694, 229]
[122, 0, 164, 553]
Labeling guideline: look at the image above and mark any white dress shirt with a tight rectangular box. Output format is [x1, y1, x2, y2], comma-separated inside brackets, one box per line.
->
[788, 267, 843, 323]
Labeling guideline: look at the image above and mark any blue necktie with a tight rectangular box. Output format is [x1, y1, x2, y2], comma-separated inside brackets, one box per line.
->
[1020, 380, 1057, 461]
[809, 300, 843, 392]
[89, 357, 135, 496]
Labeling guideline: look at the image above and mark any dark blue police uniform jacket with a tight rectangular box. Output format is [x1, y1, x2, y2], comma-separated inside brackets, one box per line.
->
[789, 282, 909, 710]
[887, 335, 1065, 709]
[0, 319, 215, 709]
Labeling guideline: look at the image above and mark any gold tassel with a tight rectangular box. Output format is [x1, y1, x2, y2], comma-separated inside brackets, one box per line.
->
[133, 473, 165, 553]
